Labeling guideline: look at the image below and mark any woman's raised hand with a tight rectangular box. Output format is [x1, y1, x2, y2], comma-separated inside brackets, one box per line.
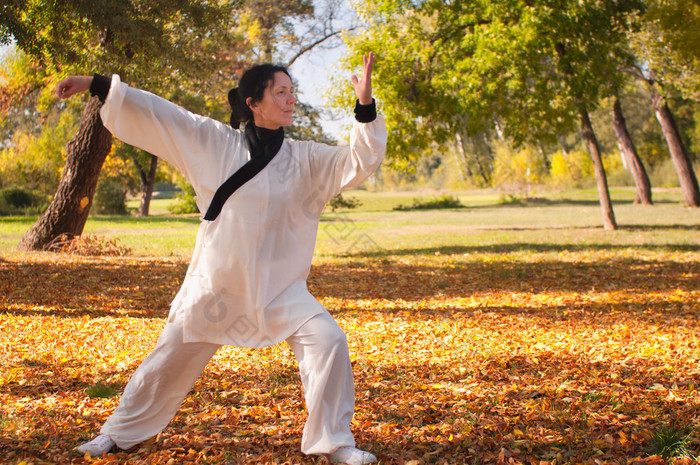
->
[351, 52, 374, 105]
[55, 76, 92, 100]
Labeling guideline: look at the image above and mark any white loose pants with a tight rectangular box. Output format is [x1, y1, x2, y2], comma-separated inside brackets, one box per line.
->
[101, 310, 355, 455]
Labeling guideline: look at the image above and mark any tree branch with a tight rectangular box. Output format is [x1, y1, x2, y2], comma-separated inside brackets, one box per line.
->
[286, 26, 357, 67]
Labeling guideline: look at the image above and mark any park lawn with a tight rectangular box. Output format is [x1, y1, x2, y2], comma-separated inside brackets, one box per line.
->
[0, 188, 699, 464]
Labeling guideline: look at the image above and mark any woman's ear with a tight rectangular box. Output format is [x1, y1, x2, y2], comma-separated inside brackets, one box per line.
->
[246, 97, 256, 110]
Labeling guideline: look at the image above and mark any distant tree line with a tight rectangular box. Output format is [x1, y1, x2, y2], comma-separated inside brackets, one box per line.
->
[329, 0, 700, 229]
[1, 0, 698, 245]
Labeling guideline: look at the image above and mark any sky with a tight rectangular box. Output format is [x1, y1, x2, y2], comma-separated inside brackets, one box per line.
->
[289, 45, 355, 142]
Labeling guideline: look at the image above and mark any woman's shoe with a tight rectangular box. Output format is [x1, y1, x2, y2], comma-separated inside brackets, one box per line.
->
[76, 434, 116, 457]
[329, 446, 378, 464]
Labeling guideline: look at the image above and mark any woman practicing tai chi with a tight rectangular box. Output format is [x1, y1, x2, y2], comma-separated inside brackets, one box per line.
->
[55, 52, 385, 465]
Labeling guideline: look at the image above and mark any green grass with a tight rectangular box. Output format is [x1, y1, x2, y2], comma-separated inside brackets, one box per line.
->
[1, 188, 699, 257]
[648, 419, 695, 459]
[85, 382, 120, 399]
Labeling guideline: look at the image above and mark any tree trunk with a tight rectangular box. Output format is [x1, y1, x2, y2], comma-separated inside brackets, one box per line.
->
[536, 143, 550, 171]
[476, 133, 493, 186]
[578, 105, 618, 230]
[611, 97, 653, 205]
[648, 86, 700, 207]
[454, 131, 472, 180]
[134, 154, 158, 217]
[493, 117, 506, 142]
[558, 134, 569, 157]
[18, 97, 112, 251]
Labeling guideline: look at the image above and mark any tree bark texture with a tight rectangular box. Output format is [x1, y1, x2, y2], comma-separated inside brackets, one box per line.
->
[135, 154, 158, 217]
[578, 106, 618, 230]
[18, 97, 113, 251]
[611, 98, 653, 205]
[648, 87, 700, 207]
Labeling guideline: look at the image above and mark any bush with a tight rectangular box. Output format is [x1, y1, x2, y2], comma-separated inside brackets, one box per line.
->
[548, 149, 595, 189]
[93, 177, 128, 215]
[167, 180, 199, 215]
[394, 194, 463, 211]
[498, 193, 523, 205]
[2, 187, 36, 208]
[327, 194, 362, 211]
[0, 187, 46, 215]
[492, 144, 548, 194]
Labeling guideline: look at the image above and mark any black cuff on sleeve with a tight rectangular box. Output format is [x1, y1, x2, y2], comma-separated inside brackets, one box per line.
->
[89, 73, 111, 102]
[354, 99, 377, 123]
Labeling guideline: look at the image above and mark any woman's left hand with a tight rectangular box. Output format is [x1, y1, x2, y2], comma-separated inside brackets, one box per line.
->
[351, 51, 374, 105]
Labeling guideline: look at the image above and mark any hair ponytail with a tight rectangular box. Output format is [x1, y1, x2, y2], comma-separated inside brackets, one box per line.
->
[228, 88, 252, 129]
[228, 64, 291, 129]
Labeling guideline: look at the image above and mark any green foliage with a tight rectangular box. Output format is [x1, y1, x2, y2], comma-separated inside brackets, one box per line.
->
[329, 0, 668, 220]
[630, 0, 700, 101]
[334, 0, 644, 160]
[394, 194, 463, 211]
[167, 176, 199, 215]
[91, 147, 139, 216]
[0, 108, 79, 195]
[93, 177, 128, 215]
[327, 194, 362, 211]
[1, 48, 44, 139]
[497, 193, 523, 205]
[1, 0, 236, 87]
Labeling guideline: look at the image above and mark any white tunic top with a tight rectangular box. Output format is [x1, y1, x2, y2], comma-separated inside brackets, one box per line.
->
[99, 75, 387, 347]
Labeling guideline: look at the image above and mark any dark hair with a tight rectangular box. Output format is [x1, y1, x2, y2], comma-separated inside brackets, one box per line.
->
[228, 64, 291, 129]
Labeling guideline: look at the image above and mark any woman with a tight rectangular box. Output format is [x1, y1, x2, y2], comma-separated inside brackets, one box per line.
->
[56, 52, 386, 465]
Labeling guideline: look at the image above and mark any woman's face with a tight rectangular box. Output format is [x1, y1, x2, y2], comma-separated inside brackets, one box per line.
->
[248, 71, 296, 130]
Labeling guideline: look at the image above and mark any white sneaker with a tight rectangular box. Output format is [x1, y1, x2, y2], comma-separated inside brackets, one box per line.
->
[329, 446, 378, 465]
[76, 434, 116, 457]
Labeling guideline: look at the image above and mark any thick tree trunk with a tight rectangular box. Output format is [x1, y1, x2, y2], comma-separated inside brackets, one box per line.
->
[611, 97, 652, 205]
[18, 97, 112, 251]
[134, 154, 158, 217]
[648, 87, 700, 207]
[578, 106, 618, 230]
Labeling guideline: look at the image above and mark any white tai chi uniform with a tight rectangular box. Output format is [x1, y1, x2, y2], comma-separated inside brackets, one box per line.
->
[95, 75, 387, 455]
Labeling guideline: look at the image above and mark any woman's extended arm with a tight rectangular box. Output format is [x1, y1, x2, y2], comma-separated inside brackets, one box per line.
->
[53, 74, 241, 204]
[55, 76, 93, 100]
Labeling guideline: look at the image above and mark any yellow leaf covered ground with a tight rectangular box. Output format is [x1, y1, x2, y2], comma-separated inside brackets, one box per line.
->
[1, 245, 699, 464]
